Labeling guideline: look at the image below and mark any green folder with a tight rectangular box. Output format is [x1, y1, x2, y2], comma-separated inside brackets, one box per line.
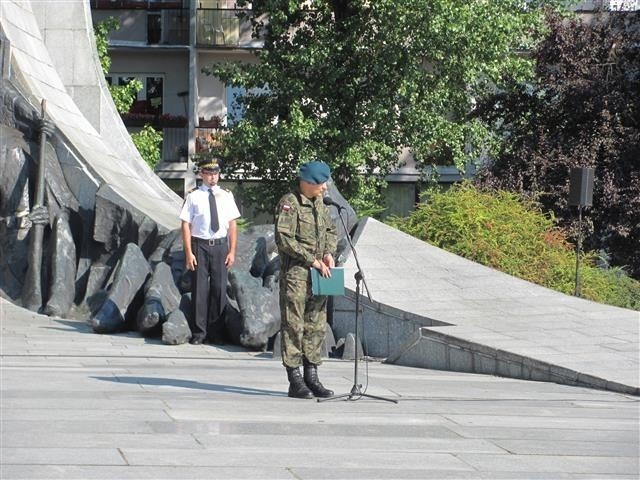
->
[310, 267, 345, 296]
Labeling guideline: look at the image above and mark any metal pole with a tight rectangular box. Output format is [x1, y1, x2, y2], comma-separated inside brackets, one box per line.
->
[574, 205, 583, 297]
[351, 272, 362, 394]
[318, 207, 397, 404]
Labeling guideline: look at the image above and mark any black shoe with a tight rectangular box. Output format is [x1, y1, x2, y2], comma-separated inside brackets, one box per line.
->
[189, 336, 205, 345]
[304, 363, 334, 398]
[286, 367, 314, 399]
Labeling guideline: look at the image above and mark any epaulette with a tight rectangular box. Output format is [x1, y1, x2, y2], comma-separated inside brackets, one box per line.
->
[182, 187, 197, 205]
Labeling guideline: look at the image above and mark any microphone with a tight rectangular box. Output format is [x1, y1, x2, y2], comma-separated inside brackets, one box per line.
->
[323, 196, 343, 210]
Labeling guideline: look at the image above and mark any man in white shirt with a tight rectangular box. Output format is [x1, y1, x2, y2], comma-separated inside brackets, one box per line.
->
[180, 158, 241, 344]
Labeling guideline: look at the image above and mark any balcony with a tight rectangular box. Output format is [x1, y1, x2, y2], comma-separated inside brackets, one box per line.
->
[196, 8, 259, 48]
[92, 8, 190, 46]
[91, 0, 185, 9]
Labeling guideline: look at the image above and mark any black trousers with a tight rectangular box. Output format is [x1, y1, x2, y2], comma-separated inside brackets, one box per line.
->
[190, 238, 228, 340]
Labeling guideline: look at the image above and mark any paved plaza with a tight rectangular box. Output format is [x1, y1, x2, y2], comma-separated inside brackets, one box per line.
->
[1, 298, 638, 479]
[1, 2, 638, 478]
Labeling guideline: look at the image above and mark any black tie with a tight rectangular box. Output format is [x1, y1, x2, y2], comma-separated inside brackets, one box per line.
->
[208, 188, 220, 233]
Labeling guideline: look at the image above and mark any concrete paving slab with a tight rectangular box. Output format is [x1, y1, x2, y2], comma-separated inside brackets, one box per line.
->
[458, 453, 639, 475]
[0, 465, 294, 480]
[490, 439, 636, 456]
[441, 414, 636, 430]
[446, 425, 637, 443]
[120, 448, 475, 470]
[191, 433, 504, 453]
[1, 420, 158, 435]
[1, 432, 201, 449]
[1, 447, 126, 466]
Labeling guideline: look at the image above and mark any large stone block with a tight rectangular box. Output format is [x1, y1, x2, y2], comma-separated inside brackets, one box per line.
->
[227, 225, 281, 350]
[90, 243, 151, 333]
[162, 309, 191, 345]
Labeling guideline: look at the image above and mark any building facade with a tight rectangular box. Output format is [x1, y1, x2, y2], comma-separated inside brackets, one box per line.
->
[91, 0, 261, 197]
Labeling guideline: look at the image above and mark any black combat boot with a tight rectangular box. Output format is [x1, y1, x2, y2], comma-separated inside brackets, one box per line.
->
[303, 361, 334, 398]
[286, 367, 314, 399]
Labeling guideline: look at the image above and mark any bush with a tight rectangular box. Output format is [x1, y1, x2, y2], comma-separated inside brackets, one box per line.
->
[131, 125, 163, 170]
[387, 182, 639, 310]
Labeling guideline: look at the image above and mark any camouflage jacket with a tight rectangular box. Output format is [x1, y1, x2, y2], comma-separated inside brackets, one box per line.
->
[274, 189, 337, 269]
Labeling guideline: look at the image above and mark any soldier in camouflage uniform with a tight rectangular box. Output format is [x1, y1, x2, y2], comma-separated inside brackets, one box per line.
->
[275, 161, 338, 399]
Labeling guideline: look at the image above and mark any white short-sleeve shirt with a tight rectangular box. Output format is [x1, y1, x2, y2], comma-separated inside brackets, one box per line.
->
[179, 185, 241, 240]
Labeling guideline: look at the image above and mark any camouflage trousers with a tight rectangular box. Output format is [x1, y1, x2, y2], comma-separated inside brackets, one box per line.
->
[279, 264, 327, 368]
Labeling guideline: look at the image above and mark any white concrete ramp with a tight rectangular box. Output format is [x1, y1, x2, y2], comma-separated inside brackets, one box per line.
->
[333, 218, 640, 395]
[0, 0, 181, 230]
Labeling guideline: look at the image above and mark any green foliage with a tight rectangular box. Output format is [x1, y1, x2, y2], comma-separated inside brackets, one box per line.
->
[94, 17, 119, 75]
[109, 79, 143, 114]
[475, 10, 640, 279]
[387, 182, 640, 310]
[131, 125, 163, 170]
[206, 0, 561, 215]
[234, 216, 252, 233]
[93, 17, 142, 114]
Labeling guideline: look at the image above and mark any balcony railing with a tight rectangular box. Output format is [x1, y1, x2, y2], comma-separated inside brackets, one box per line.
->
[196, 8, 256, 47]
[162, 127, 189, 162]
[92, 0, 186, 9]
[148, 9, 190, 45]
[122, 112, 187, 129]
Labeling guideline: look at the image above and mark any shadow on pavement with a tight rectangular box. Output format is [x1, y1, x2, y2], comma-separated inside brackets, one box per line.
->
[92, 376, 286, 397]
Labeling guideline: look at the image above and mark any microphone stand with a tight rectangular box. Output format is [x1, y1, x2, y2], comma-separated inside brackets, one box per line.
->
[319, 204, 397, 404]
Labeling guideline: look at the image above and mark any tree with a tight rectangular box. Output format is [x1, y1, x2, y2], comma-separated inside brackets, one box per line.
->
[475, 10, 640, 278]
[206, 0, 557, 214]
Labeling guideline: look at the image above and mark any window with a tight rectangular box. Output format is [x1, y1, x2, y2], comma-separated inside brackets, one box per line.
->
[147, 12, 162, 44]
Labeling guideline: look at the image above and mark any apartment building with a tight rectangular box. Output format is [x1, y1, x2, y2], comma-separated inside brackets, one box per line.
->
[90, 0, 261, 198]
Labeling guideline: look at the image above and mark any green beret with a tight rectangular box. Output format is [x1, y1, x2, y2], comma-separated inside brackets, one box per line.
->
[298, 161, 330, 184]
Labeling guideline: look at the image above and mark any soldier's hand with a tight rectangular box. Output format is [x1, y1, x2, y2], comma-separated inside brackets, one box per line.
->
[313, 259, 331, 278]
[186, 252, 197, 271]
[323, 254, 335, 269]
[28, 205, 49, 225]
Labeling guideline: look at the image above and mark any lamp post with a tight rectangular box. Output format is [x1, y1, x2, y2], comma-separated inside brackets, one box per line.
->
[568, 167, 594, 297]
